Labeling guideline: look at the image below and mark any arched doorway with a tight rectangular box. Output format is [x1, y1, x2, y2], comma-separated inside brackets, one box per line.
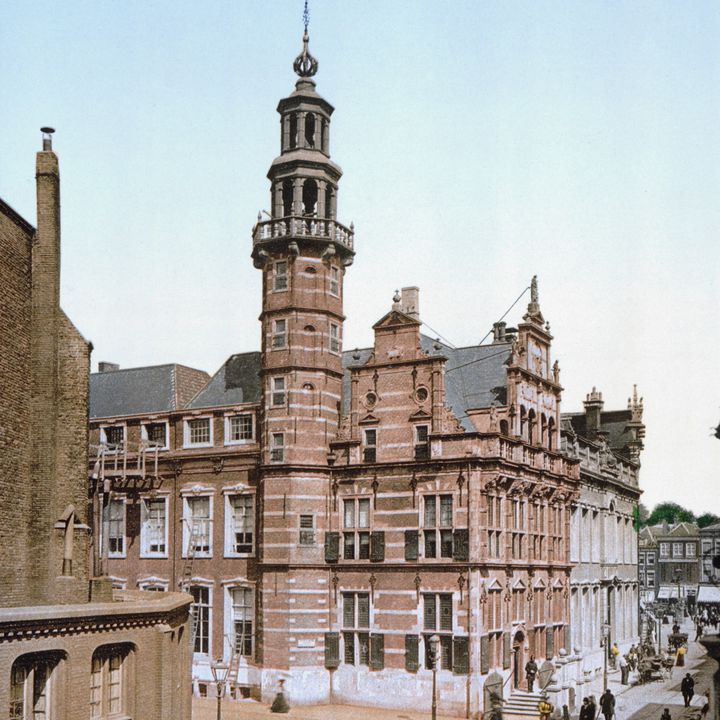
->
[512, 630, 525, 690]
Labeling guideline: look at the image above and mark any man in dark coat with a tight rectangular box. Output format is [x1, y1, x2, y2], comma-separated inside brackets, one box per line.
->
[600, 689, 615, 720]
[579, 697, 593, 720]
[681, 673, 695, 708]
[525, 655, 539, 692]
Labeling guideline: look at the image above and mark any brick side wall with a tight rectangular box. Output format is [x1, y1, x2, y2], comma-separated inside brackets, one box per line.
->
[0, 209, 33, 606]
[174, 365, 212, 408]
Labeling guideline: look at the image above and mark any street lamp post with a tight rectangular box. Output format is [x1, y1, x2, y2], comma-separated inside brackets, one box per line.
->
[429, 634, 440, 720]
[210, 657, 230, 720]
[601, 623, 611, 692]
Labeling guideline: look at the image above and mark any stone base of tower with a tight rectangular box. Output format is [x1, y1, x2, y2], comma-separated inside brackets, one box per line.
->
[260, 664, 475, 716]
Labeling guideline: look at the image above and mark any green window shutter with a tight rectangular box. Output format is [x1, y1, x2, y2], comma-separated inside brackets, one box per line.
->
[342, 593, 354, 628]
[502, 632, 511, 669]
[453, 528, 469, 561]
[546, 626, 554, 659]
[324, 531, 339, 563]
[405, 634, 419, 673]
[480, 635, 490, 674]
[325, 632, 340, 669]
[453, 636, 469, 674]
[370, 633, 385, 670]
[423, 594, 436, 630]
[370, 531, 385, 562]
[405, 530, 419, 561]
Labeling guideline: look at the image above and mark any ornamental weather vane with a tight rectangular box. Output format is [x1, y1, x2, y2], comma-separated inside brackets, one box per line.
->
[293, 0, 318, 77]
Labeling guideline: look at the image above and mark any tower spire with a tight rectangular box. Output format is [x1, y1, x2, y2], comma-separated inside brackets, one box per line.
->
[293, 0, 318, 77]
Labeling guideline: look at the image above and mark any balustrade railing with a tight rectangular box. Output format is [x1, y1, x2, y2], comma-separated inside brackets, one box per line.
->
[252, 216, 354, 251]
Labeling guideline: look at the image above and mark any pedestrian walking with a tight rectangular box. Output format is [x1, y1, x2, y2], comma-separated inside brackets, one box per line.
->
[579, 698, 593, 720]
[681, 673, 695, 707]
[600, 689, 615, 720]
[660, 708, 671, 720]
[695, 622, 704, 641]
[610, 643, 619, 670]
[619, 654, 629, 685]
[676, 644, 686, 667]
[526, 655, 539, 693]
[538, 694, 553, 720]
[588, 696, 598, 720]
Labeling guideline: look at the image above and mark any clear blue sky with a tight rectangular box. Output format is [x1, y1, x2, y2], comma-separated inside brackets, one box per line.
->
[1, 1, 719, 514]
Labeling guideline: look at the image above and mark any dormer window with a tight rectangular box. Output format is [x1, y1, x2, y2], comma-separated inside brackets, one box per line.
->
[142, 421, 168, 450]
[273, 261, 288, 291]
[102, 425, 125, 448]
[184, 417, 212, 448]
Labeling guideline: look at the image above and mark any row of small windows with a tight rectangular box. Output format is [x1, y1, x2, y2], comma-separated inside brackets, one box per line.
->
[100, 413, 254, 451]
[270, 317, 340, 352]
[272, 259, 340, 295]
[658, 542, 697, 558]
[517, 407, 556, 449]
[10, 645, 132, 720]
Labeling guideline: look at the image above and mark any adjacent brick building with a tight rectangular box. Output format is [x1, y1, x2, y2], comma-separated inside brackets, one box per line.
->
[88, 33, 587, 717]
[0, 131, 192, 720]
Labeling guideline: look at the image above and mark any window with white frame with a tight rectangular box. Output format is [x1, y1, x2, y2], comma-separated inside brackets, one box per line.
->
[414, 424, 430, 460]
[183, 496, 212, 557]
[271, 377, 286, 406]
[343, 498, 371, 560]
[10, 652, 63, 720]
[673, 542, 683, 558]
[487, 495, 503, 560]
[342, 592, 370, 665]
[142, 421, 168, 449]
[659, 542, 670, 557]
[686, 543, 696, 557]
[270, 433, 284, 463]
[362, 428, 377, 463]
[299, 514, 315, 545]
[230, 586, 254, 658]
[273, 260, 288, 291]
[271, 318, 288, 349]
[184, 417, 212, 447]
[423, 593, 453, 669]
[90, 645, 130, 719]
[140, 497, 167, 557]
[647, 570, 655, 585]
[190, 586, 211, 655]
[329, 323, 340, 353]
[423, 494, 453, 559]
[103, 498, 125, 558]
[226, 494, 254, 555]
[225, 413, 254, 444]
[647, 551, 655, 565]
[101, 425, 125, 449]
[329, 265, 340, 296]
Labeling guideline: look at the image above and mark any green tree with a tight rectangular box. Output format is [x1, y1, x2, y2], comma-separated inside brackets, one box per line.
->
[697, 513, 720, 529]
[646, 502, 696, 527]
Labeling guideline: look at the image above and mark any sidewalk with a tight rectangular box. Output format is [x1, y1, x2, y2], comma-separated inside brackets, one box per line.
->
[582, 615, 712, 720]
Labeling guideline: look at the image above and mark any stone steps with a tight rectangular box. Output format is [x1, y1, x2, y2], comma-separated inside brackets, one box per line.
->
[503, 689, 546, 719]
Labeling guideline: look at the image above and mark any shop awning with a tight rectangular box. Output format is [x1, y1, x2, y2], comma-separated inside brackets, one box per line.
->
[697, 585, 720, 604]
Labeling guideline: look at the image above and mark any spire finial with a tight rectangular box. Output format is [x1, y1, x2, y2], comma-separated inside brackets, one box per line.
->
[293, 0, 318, 77]
[530, 275, 539, 305]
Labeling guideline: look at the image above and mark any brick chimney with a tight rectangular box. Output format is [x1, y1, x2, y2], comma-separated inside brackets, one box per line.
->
[98, 361, 120, 373]
[583, 387, 604, 436]
[492, 321, 507, 343]
[400, 286, 420, 321]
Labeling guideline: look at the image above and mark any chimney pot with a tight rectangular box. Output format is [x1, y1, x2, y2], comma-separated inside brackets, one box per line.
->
[40, 127, 55, 151]
[493, 321, 507, 343]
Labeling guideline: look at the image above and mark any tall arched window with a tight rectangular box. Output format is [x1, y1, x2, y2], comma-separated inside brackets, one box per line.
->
[289, 114, 298, 149]
[10, 651, 66, 720]
[282, 180, 293, 217]
[527, 409, 536, 445]
[547, 417, 556, 450]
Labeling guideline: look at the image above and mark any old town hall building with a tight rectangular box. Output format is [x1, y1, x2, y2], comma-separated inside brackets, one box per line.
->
[87, 29, 638, 717]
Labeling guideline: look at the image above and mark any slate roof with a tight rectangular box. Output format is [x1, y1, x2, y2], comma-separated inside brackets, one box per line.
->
[341, 335, 511, 432]
[563, 409, 636, 456]
[89, 364, 209, 419]
[187, 352, 261, 409]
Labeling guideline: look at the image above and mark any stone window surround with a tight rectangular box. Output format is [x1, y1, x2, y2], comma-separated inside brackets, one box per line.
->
[139, 494, 170, 559]
[105, 496, 127, 559]
[189, 583, 213, 657]
[181, 492, 214, 559]
[140, 419, 170, 451]
[223, 491, 255, 558]
[223, 412, 255, 445]
[222, 580, 256, 662]
[99, 422, 126, 450]
[182, 415, 214, 449]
